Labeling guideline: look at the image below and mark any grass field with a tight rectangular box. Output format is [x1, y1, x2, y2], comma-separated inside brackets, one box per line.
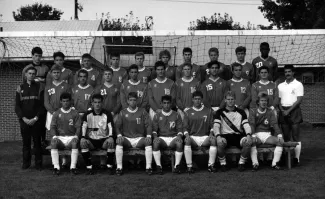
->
[0, 125, 325, 199]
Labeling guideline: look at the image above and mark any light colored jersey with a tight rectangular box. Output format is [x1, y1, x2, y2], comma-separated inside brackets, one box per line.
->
[82, 109, 114, 139]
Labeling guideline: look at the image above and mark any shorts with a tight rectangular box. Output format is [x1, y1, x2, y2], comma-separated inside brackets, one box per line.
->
[125, 137, 143, 148]
[56, 136, 75, 146]
[279, 106, 303, 124]
[88, 138, 107, 149]
[45, 112, 53, 131]
[212, 107, 219, 112]
[191, 135, 209, 147]
[160, 136, 176, 147]
[255, 132, 271, 144]
[221, 134, 245, 148]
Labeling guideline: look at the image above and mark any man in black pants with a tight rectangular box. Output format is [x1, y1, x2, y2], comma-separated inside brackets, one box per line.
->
[15, 66, 44, 170]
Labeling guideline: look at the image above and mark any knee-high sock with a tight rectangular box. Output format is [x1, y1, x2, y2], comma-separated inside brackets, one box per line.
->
[153, 150, 161, 167]
[116, 145, 123, 169]
[208, 146, 217, 166]
[218, 156, 226, 165]
[294, 142, 301, 161]
[250, 146, 259, 166]
[51, 149, 60, 169]
[81, 150, 92, 169]
[184, 145, 192, 167]
[239, 156, 247, 164]
[267, 151, 273, 161]
[70, 149, 78, 169]
[175, 151, 183, 167]
[272, 146, 283, 166]
[106, 149, 115, 168]
[145, 146, 153, 169]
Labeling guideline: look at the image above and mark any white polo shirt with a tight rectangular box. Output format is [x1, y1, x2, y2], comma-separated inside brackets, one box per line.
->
[278, 79, 304, 106]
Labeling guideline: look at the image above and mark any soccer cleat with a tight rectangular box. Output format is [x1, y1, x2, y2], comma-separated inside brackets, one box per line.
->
[156, 166, 163, 175]
[272, 164, 284, 170]
[146, 168, 153, 175]
[252, 164, 259, 172]
[70, 168, 79, 175]
[293, 158, 301, 167]
[238, 164, 245, 172]
[208, 164, 217, 173]
[187, 167, 194, 174]
[86, 168, 95, 175]
[53, 168, 60, 176]
[220, 165, 227, 172]
[173, 165, 181, 174]
[116, 168, 123, 176]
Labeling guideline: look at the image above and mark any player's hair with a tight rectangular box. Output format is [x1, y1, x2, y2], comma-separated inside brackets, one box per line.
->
[159, 50, 171, 59]
[78, 69, 88, 78]
[256, 92, 269, 106]
[104, 67, 114, 74]
[25, 66, 37, 73]
[60, 92, 72, 101]
[51, 64, 62, 72]
[208, 47, 219, 55]
[183, 63, 192, 69]
[207, 60, 220, 68]
[192, 90, 203, 99]
[82, 53, 92, 60]
[128, 92, 138, 99]
[31, 47, 43, 55]
[235, 46, 246, 54]
[284, 64, 295, 72]
[260, 42, 270, 49]
[128, 64, 139, 73]
[135, 52, 145, 59]
[231, 62, 242, 71]
[183, 47, 192, 55]
[258, 66, 269, 73]
[92, 93, 103, 102]
[161, 95, 172, 102]
[53, 51, 65, 59]
[154, 61, 166, 70]
[225, 91, 236, 99]
[110, 53, 120, 58]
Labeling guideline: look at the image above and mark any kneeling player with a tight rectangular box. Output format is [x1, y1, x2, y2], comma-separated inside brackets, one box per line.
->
[115, 92, 153, 175]
[183, 91, 216, 174]
[50, 92, 81, 175]
[249, 92, 284, 171]
[152, 95, 183, 174]
[214, 91, 252, 172]
[80, 94, 115, 175]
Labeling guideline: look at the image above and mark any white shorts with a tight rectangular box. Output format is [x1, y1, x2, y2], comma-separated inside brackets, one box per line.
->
[160, 137, 176, 147]
[125, 137, 143, 148]
[256, 132, 271, 144]
[56, 136, 75, 147]
[212, 107, 219, 112]
[149, 108, 156, 121]
[45, 112, 53, 131]
[191, 135, 209, 147]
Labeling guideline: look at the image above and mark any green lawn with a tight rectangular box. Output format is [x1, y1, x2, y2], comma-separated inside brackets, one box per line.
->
[1, 126, 325, 199]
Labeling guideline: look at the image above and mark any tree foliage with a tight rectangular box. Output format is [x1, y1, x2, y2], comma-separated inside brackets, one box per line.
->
[13, 2, 63, 21]
[259, 0, 325, 29]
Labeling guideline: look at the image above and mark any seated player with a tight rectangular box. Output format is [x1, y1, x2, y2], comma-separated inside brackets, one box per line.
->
[74, 53, 101, 88]
[152, 95, 183, 174]
[231, 46, 254, 83]
[50, 92, 81, 175]
[152, 50, 176, 81]
[213, 91, 252, 172]
[115, 92, 153, 176]
[183, 91, 216, 174]
[120, 64, 148, 110]
[80, 94, 115, 175]
[176, 47, 201, 82]
[109, 53, 127, 87]
[135, 52, 151, 84]
[249, 92, 284, 171]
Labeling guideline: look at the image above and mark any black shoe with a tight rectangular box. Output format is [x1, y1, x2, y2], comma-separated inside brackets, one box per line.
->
[86, 168, 95, 175]
[272, 164, 284, 170]
[293, 158, 301, 167]
[53, 168, 60, 176]
[220, 165, 227, 172]
[208, 164, 217, 173]
[265, 160, 272, 166]
[156, 166, 163, 175]
[116, 168, 123, 176]
[146, 168, 153, 175]
[187, 167, 194, 174]
[22, 164, 31, 170]
[35, 164, 42, 171]
[70, 168, 79, 175]
[173, 165, 181, 174]
[238, 164, 245, 172]
[252, 164, 259, 172]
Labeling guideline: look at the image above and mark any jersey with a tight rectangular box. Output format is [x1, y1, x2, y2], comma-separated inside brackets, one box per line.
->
[252, 56, 278, 82]
[116, 107, 151, 138]
[120, 80, 148, 109]
[110, 66, 128, 87]
[152, 110, 182, 137]
[230, 61, 254, 82]
[94, 84, 121, 114]
[22, 63, 49, 87]
[50, 108, 81, 137]
[176, 63, 201, 82]
[201, 61, 230, 82]
[151, 65, 177, 81]
[183, 106, 213, 136]
[46, 67, 74, 87]
[200, 77, 227, 108]
[72, 84, 94, 113]
[249, 108, 281, 136]
[226, 78, 251, 109]
[148, 78, 176, 111]
[44, 81, 71, 113]
[74, 67, 101, 88]
[175, 77, 200, 110]
[138, 67, 152, 84]
[250, 81, 278, 108]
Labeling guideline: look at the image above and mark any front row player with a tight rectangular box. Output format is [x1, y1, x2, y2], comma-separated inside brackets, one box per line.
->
[115, 92, 153, 175]
[50, 92, 81, 175]
[249, 92, 284, 171]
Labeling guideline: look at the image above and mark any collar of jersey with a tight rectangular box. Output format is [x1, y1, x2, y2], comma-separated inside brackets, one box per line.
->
[83, 67, 93, 72]
[78, 84, 90, 89]
[182, 77, 193, 82]
[209, 77, 220, 82]
[259, 80, 270, 85]
[127, 107, 138, 113]
[138, 66, 145, 72]
[129, 80, 140, 85]
[192, 105, 204, 112]
[104, 83, 114, 88]
[61, 107, 72, 113]
[111, 66, 121, 71]
[62, 68, 66, 72]
[284, 78, 296, 85]
[162, 110, 173, 116]
[52, 80, 65, 86]
[231, 78, 243, 82]
[92, 109, 104, 115]
[155, 77, 167, 83]
[259, 56, 270, 61]
[257, 108, 267, 114]
[235, 61, 247, 65]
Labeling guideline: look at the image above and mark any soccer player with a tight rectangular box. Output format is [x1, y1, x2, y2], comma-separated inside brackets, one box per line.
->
[231, 46, 254, 83]
[152, 50, 176, 81]
[249, 92, 284, 171]
[175, 47, 201, 82]
[148, 61, 176, 120]
[183, 91, 216, 174]
[15, 66, 44, 170]
[72, 69, 94, 116]
[46, 52, 74, 86]
[278, 65, 303, 166]
[135, 52, 151, 84]
[120, 64, 148, 110]
[109, 53, 128, 87]
[252, 42, 278, 82]
[213, 91, 252, 172]
[152, 95, 183, 174]
[115, 92, 153, 175]
[50, 92, 81, 175]
[80, 94, 115, 175]
[74, 53, 101, 88]
[200, 61, 228, 112]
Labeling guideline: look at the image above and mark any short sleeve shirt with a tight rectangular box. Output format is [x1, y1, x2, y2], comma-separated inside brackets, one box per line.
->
[278, 79, 304, 106]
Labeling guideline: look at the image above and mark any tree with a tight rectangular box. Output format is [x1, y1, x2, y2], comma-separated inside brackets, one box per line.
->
[13, 2, 63, 21]
[259, 0, 325, 29]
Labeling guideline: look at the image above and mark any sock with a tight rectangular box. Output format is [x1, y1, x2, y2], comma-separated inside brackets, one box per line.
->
[116, 145, 123, 169]
[239, 156, 247, 164]
[218, 156, 226, 165]
[267, 151, 273, 161]
[81, 150, 92, 169]
[145, 146, 153, 169]
[258, 152, 264, 161]
[51, 149, 60, 170]
[184, 145, 192, 167]
[153, 151, 161, 167]
[272, 146, 283, 166]
[175, 151, 183, 167]
[70, 149, 78, 169]
[294, 142, 301, 161]
[106, 151, 115, 167]
[208, 146, 217, 166]
[250, 146, 259, 166]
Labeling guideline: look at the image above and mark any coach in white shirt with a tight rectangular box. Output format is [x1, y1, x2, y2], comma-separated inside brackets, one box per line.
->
[278, 64, 303, 167]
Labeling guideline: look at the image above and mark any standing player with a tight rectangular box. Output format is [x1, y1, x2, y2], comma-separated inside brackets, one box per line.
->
[249, 92, 284, 171]
[278, 65, 303, 166]
[115, 92, 153, 175]
[148, 61, 176, 120]
[50, 92, 81, 175]
[46, 52, 74, 86]
[213, 91, 252, 172]
[152, 95, 183, 174]
[183, 91, 216, 174]
[74, 53, 101, 88]
[135, 52, 152, 84]
[109, 53, 128, 87]
[80, 94, 115, 175]
[176, 47, 201, 82]
[151, 50, 176, 81]
[231, 46, 254, 83]
[252, 42, 278, 82]
[120, 64, 148, 110]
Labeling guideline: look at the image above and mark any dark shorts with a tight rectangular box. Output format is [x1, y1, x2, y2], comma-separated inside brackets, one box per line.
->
[279, 106, 303, 125]
[89, 138, 107, 149]
[221, 134, 244, 149]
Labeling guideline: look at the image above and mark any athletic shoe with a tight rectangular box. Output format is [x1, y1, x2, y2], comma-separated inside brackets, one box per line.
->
[70, 168, 79, 175]
[220, 165, 227, 172]
[156, 166, 163, 175]
[173, 165, 181, 174]
[146, 168, 153, 175]
[116, 168, 123, 176]
[293, 158, 301, 167]
[53, 168, 60, 176]
[272, 164, 284, 170]
[187, 167, 194, 174]
[238, 164, 245, 172]
[86, 168, 95, 175]
[252, 164, 259, 172]
[208, 164, 217, 173]
[107, 167, 114, 175]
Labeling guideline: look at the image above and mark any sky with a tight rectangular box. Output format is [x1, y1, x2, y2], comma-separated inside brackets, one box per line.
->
[0, 0, 270, 30]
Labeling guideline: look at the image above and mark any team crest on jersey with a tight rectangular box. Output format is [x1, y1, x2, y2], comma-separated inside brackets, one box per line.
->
[220, 82, 222, 85]
[291, 89, 295, 95]
[165, 89, 170, 95]
[154, 84, 157, 87]
[192, 72, 196, 77]
[264, 119, 269, 125]
[115, 88, 118, 92]
[241, 87, 246, 93]
[190, 87, 196, 93]
[180, 83, 184, 87]
[159, 117, 163, 120]
[127, 86, 130, 90]
[75, 90, 79, 93]
[125, 114, 128, 118]
[259, 86, 261, 89]
[246, 71, 249, 75]
[143, 77, 148, 83]
[231, 83, 234, 86]
[59, 114, 61, 118]
[269, 62, 273, 66]
[91, 75, 95, 81]
[137, 91, 143, 98]
[169, 121, 175, 128]
[191, 113, 195, 115]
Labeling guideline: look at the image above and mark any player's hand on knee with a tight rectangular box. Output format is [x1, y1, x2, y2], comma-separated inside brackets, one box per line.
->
[116, 136, 124, 145]
[216, 136, 225, 147]
[209, 135, 216, 142]
[153, 137, 160, 144]
[80, 138, 88, 148]
[277, 135, 284, 146]
[107, 137, 114, 148]
[145, 137, 152, 145]
[184, 134, 191, 144]
[252, 136, 257, 145]
[175, 135, 183, 143]
[242, 136, 252, 147]
[73, 135, 79, 140]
